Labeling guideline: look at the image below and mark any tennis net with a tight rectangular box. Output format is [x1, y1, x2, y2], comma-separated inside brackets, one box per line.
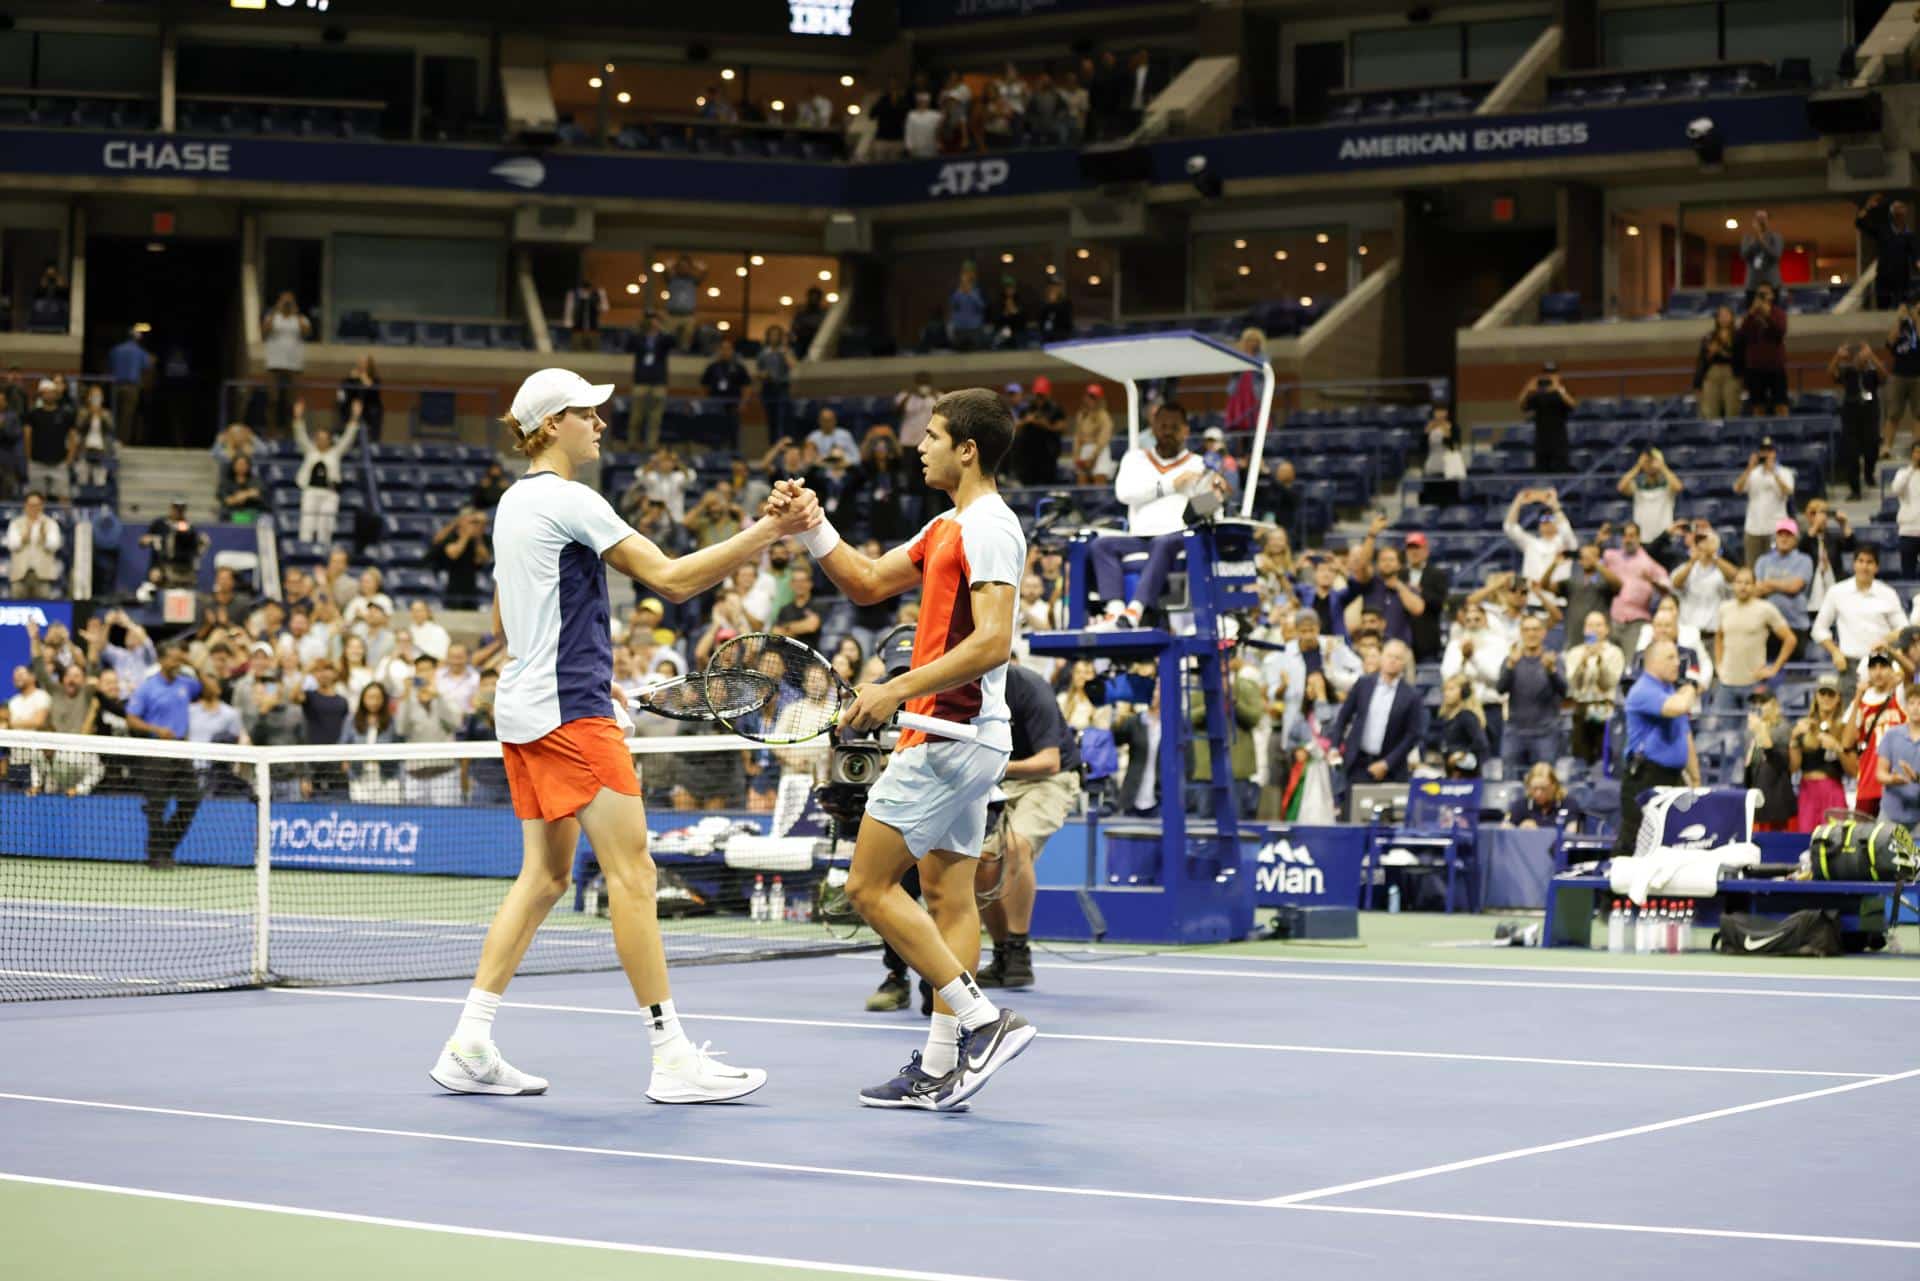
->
[0, 728, 860, 1002]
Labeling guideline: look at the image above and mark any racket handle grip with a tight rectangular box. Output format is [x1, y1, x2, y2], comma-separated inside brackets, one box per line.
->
[898, 711, 980, 743]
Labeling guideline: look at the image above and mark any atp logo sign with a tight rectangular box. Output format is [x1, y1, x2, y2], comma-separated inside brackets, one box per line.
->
[1255, 838, 1325, 898]
[928, 158, 1010, 197]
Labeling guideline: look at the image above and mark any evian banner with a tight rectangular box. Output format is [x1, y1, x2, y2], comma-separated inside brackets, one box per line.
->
[1252, 830, 1365, 907]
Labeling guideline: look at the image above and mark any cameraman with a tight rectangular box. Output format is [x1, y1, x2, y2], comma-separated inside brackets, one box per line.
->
[140, 499, 206, 589]
[976, 664, 1081, 990]
[1614, 639, 1699, 857]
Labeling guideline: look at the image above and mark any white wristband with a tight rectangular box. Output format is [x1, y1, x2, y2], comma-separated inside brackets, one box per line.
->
[797, 520, 842, 559]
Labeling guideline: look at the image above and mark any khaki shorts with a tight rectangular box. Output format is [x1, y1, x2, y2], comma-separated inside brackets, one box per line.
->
[1886, 375, 1920, 424]
[983, 771, 1081, 857]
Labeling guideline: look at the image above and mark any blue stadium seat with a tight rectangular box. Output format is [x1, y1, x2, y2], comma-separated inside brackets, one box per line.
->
[373, 539, 431, 566]
[385, 567, 444, 596]
[381, 490, 423, 512]
[1539, 292, 1583, 324]
[452, 324, 490, 349]
[417, 322, 453, 348]
[488, 323, 528, 349]
[377, 320, 417, 346]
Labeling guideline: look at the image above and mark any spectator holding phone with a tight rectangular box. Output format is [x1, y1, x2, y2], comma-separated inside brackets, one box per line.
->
[1518, 365, 1575, 472]
[1738, 284, 1789, 417]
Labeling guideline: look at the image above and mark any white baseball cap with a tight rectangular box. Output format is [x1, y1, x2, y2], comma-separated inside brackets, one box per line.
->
[509, 368, 613, 435]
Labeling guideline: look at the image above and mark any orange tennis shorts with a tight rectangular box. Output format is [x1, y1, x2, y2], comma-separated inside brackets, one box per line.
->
[501, 716, 640, 822]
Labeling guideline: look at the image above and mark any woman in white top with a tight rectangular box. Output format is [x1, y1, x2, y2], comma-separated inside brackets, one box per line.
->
[1619, 446, 1683, 536]
[261, 291, 312, 433]
[295, 399, 361, 544]
[337, 632, 375, 705]
[1441, 601, 1511, 740]
[1071, 387, 1115, 484]
[1670, 527, 1737, 648]
[67, 384, 116, 488]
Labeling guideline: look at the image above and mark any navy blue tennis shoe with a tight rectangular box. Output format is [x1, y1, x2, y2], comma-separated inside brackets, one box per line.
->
[857, 1050, 957, 1110]
[934, 1009, 1036, 1111]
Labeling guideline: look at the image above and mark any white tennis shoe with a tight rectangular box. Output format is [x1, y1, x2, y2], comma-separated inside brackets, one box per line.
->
[429, 1040, 549, 1096]
[647, 1040, 768, 1104]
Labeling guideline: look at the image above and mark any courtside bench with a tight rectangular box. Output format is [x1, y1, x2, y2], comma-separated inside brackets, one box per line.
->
[1543, 875, 1906, 948]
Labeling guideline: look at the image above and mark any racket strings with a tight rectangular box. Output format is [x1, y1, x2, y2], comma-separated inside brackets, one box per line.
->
[634, 669, 776, 722]
[707, 633, 843, 743]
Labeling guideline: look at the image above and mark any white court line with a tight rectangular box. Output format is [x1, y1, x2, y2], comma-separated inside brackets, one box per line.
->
[0, 1092, 1258, 1211]
[3, 1104, 1918, 1255]
[1038, 962, 1920, 1002]
[1260, 1066, 1920, 1206]
[0, 1171, 1023, 1281]
[267, 989, 1886, 1079]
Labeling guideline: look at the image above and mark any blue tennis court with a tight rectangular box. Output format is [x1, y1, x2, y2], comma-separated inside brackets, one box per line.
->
[5, 947, 1918, 1280]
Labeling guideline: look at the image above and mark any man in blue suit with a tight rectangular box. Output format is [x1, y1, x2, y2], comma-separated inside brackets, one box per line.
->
[1331, 639, 1427, 800]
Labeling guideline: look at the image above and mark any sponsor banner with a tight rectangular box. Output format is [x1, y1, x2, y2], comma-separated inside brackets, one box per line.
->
[6, 795, 782, 876]
[1165, 94, 1815, 182]
[899, 0, 1165, 25]
[845, 149, 1078, 204]
[0, 602, 75, 700]
[4, 131, 846, 207]
[0, 95, 1815, 208]
[1252, 827, 1366, 907]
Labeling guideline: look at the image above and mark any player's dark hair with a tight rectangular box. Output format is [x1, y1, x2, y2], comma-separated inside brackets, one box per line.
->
[932, 388, 1013, 475]
[1157, 400, 1187, 421]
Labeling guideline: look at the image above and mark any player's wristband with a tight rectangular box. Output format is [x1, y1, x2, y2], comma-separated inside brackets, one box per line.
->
[797, 520, 841, 559]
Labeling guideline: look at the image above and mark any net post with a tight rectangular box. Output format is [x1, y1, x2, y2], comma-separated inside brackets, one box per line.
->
[253, 756, 271, 985]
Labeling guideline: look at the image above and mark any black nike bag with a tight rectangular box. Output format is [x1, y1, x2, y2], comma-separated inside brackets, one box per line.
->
[1712, 910, 1843, 957]
[1806, 815, 1919, 882]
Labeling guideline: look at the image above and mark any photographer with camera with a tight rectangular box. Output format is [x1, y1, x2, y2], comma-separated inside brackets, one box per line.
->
[1517, 364, 1575, 473]
[1614, 639, 1699, 857]
[1829, 340, 1888, 501]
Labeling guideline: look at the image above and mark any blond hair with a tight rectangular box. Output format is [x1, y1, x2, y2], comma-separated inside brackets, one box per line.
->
[502, 412, 557, 459]
[1239, 326, 1267, 349]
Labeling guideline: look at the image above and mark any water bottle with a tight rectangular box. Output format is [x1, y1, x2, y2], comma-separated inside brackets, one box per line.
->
[1606, 899, 1626, 953]
[1633, 901, 1650, 954]
[749, 875, 767, 922]
[769, 876, 786, 922]
[1387, 884, 1401, 914]
[1675, 899, 1693, 953]
[584, 875, 603, 917]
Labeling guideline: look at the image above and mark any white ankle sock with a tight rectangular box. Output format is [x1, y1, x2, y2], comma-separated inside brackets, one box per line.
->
[645, 999, 691, 1053]
[453, 987, 501, 1050]
[923, 1013, 961, 1075]
[935, 973, 1000, 1031]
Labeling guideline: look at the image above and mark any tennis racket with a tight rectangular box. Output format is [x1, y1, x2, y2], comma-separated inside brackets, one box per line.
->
[632, 668, 779, 724]
[704, 632, 980, 744]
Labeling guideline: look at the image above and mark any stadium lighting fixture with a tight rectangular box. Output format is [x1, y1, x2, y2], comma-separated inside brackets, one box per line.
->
[722, 69, 737, 81]
[1357, 245, 1369, 256]
[1724, 217, 1739, 230]
[840, 75, 855, 87]
[846, 103, 860, 116]
[589, 77, 603, 89]
[1314, 262, 1327, 272]
[707, 286, 721, 297]
[651, 261, 666, 273]
[617, 92, 632, 104]
[1000, 252, 1014, 264]
[1185, 154, 1222, 199]
[1299, 296, 1313, 306]
[818, 269, 833, 281]
[1274, 250, 1288, 261]
[146, 242, 165, 253]
[717, 320, 731, 331]
[1315, 232, 1329, 244]
[1831, 274, 1843, 284]
[1237, 265, 1250, 276]
[660, 290, 670, 301]
[1233, 239, 1246, 250]
[750, 255, 765, 265]
[780, 295, 794, 306]
[1088, 275, 1102, 286]
[1046, 263, 1056, 273]
[826, 291, 840, 302]
[605, 63, 616, 73]
[1075, 248, 1090, 259]
[771, 99, 786, 112]
[1626, 225, 1640, 236]
[736, 265, 749, 277]
[626, 283, 640, 294]
[696, 95, 707, 107]
[1689, 116, 1723, 172]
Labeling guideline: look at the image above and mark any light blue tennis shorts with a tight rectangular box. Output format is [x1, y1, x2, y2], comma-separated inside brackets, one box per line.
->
[864, 738, 1011, 859]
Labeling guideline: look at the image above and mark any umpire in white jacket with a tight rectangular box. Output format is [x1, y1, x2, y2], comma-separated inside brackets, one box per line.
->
[1088, 400, 1227, 629]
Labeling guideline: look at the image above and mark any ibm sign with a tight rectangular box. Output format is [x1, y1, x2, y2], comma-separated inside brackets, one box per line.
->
[789, 0, 854, 34]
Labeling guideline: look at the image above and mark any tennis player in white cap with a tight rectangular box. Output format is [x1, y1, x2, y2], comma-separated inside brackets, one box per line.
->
[429, 368, 819, 1103]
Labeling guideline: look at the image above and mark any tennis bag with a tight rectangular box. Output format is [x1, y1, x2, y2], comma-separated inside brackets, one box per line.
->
[1712, 911, 1843, 957]
[1806, 816, 1920, 882]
